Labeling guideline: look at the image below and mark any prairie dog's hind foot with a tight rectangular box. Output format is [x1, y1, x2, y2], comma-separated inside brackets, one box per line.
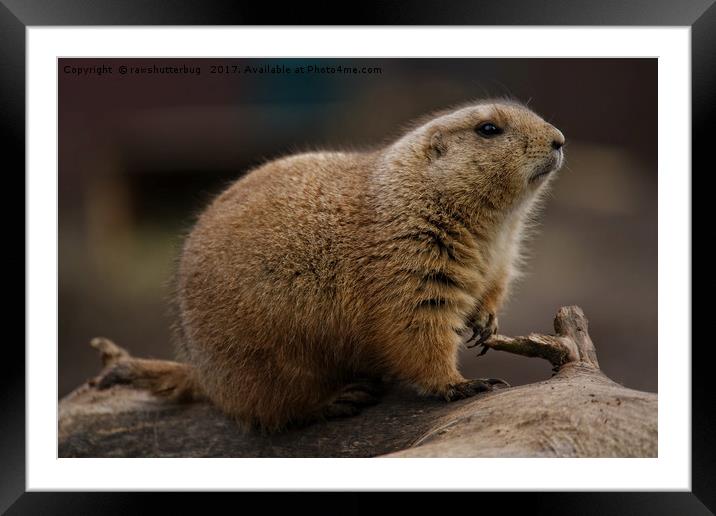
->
[443, 378, 510, 402]
[318, 379, 385, 421]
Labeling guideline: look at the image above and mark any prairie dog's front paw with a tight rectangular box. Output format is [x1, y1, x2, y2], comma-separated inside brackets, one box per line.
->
[464, 309, 498, 348]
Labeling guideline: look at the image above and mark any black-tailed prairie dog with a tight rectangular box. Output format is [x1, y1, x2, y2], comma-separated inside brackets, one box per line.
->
[95, 100, 566, 432]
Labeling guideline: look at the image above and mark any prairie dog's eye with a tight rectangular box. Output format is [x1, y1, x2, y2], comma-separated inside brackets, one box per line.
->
[475, 123, 503, 138]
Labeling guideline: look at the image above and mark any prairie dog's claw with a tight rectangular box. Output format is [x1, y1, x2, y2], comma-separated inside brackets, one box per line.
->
[465, 311, 498, 350]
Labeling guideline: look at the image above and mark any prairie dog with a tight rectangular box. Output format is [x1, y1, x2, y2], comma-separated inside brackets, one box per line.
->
[104, 100, 565, 432]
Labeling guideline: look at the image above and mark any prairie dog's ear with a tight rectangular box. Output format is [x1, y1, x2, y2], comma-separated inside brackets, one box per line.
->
[427, 129, 446, 160]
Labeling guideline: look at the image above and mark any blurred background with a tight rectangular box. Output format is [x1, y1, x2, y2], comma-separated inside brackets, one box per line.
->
[58, 58, 657, 398]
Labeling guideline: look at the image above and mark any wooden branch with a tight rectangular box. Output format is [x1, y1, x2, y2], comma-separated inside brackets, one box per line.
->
[475, 305, 599, 370]
[59, 306, 656, 458]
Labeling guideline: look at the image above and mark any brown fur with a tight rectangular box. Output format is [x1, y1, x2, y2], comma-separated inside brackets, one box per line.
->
[139, 101, 564, 432]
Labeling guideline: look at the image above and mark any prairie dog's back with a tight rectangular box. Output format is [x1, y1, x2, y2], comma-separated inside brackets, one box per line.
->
[182, 151, 373, 300]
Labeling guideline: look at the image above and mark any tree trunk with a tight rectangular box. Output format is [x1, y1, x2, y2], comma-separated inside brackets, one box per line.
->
[58, 306, 657, 457]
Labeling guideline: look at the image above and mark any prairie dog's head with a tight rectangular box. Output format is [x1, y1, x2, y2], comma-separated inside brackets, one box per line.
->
[388, 100, 565, 213]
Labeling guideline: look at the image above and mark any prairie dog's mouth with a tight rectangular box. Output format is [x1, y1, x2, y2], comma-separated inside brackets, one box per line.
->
[529, 153, 562, 183]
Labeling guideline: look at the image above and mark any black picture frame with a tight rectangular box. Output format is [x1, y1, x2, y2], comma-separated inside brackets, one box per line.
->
[3, 1, 710, 513]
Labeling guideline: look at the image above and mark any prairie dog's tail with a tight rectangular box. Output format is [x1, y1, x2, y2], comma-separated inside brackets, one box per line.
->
[89, 337, 204, 403]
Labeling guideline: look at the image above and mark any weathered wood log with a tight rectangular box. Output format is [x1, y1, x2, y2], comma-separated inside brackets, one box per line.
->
[58, 306, 657, 457]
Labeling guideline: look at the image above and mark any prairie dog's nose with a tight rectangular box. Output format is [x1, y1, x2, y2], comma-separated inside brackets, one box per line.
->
[551, 129, 566, 150]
